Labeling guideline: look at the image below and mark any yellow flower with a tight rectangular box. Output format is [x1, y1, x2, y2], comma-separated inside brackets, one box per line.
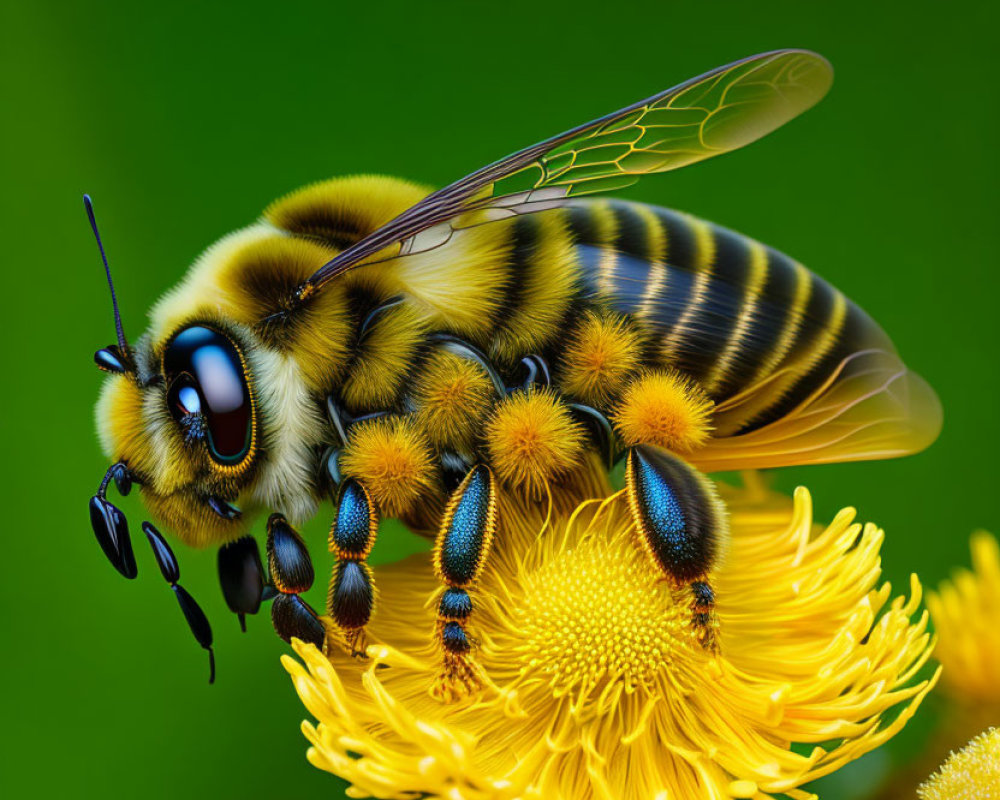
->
[918, 727, 1000, 800]
[928, 531, 1000, 704]
[284, 472, 938, 800]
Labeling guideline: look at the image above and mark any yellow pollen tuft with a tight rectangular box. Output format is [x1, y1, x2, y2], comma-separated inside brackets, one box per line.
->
[485, 389, 584, 494]
[614, 369, 714, 452]
[518, 530, 686, 694]
[918, 727, 1000, 800]
[412, 350, 494, 450]
[559, 310, 644, 405]
[338, 416, 435, 517]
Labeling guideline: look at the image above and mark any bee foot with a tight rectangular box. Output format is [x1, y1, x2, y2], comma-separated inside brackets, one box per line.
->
[690, 580, 720, 653]
[431, 652, 484, 703]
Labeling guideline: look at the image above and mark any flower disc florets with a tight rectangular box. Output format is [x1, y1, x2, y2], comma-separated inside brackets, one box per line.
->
[284, 470, 938, 800]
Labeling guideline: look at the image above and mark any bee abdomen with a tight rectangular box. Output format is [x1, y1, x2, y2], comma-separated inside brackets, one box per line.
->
[565, 199, 893, 434]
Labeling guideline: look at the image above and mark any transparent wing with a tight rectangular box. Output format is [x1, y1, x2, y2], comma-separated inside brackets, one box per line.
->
[299, 49, 832, 297]
[688, 349, 943, 472]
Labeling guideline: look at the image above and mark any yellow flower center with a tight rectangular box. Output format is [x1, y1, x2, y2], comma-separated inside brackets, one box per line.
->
[516, 529, 688, 693]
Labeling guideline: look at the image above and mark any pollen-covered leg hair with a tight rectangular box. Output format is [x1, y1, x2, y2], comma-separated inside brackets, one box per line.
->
[614, 368, 714, 454]
[327, 478, 379, 656]
[624, 446, 727, 652]
[338, 415, 436, 519]
[485, 388, 585, 497]
[558, 309, 646, 406]
[412, 349, 495, 452]
[431, 464, 498, 702]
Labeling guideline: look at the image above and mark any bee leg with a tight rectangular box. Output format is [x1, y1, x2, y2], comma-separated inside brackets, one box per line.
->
[431, 464, 498, 702]
[327, 478, 379, 657]
[88, 462, 138, 579]
[440, 450, 473, 492]
[510, 353, 551, 391]
[141, 522, 216, 683]
[427, 333, 506, 394]
[624, 446, 728, 652]
[265, 513, 327, 651]
[568, 402, 618, 469]
[217, 536, 265, 632]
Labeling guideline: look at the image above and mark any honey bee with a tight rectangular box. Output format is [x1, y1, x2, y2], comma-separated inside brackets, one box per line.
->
[89, 50, 941, 691]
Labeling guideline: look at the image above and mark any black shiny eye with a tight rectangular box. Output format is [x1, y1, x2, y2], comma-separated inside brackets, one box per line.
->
[163, 326, 253, 465]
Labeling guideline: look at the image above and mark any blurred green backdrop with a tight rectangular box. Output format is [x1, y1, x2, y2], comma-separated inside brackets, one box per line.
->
[2, 0, 997, 797]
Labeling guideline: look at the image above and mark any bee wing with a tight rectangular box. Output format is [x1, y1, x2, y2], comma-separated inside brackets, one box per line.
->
[688, 349, 943, 472]
[299, 49, 832, 296]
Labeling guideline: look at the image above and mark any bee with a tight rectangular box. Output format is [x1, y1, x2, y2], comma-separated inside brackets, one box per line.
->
[89, 50, 941, 692]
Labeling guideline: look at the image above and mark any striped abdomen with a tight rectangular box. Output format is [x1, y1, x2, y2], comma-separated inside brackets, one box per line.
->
[564, 199, 894, 436]
[265, 176, 939, 469]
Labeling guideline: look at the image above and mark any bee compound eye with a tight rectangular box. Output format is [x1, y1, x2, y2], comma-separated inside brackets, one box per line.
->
[163, 326, 253, 465]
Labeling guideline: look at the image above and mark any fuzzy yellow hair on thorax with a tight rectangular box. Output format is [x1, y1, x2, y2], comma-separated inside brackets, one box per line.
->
[490, 212, 578, 364]
[214, 234, 354, 394]
[340, 301, 429, 413]
[264, 174, 431, 249]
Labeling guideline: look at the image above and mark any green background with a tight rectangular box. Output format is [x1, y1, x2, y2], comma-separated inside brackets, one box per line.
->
[2, 0, 996, 797]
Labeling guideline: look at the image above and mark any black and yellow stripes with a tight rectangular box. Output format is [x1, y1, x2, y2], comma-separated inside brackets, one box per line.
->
[564, 198, 890, 435]
[265, 175, 431, 250]
[264, 175, 889, 443]
[634, 205, 668, 321]
[491, 212, 578, 363]
[701, 239, 768, 396]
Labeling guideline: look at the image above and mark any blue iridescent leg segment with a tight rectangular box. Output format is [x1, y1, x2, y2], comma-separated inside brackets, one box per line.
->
[328, 478, 379, 656]
[625, 446, 727, 652]
[432, 464, 498, 700]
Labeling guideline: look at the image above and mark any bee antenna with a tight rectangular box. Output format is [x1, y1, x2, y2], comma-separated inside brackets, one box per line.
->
[84, 194, 130, 355]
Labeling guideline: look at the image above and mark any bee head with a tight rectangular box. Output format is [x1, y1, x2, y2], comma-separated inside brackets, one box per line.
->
[93, 325, 261, 546]
[88, 196, 258, 548]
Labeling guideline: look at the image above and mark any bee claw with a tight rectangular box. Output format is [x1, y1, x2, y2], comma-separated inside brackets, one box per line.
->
[172, 583, 216, 683]
[345, 627, 369, 659]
